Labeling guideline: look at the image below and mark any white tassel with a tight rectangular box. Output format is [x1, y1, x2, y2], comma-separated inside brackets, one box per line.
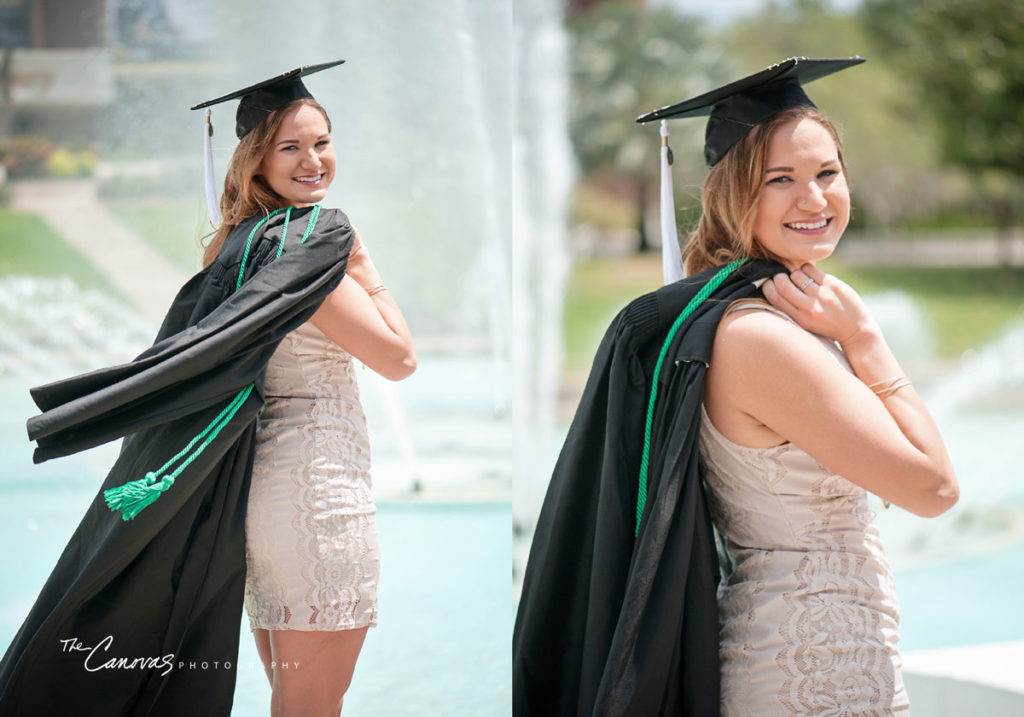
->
[203, 109, 222, 225]
[660, 120, 684, 284]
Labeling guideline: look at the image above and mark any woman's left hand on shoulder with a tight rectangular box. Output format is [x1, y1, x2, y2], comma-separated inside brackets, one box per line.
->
[761, 263, 877, 348]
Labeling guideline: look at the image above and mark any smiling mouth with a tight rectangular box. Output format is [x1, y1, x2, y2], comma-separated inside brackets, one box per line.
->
[293, 174, 324, 185]
[785, 218, 831, 231]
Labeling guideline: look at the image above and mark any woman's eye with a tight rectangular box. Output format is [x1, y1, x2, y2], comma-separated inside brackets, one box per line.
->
[316, 140, 330, 148]
[766, 175, 790, 185]
[818, 169, 838, 179]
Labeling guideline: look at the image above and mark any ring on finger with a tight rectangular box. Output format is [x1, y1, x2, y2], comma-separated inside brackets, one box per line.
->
[798, 277, 815, 291]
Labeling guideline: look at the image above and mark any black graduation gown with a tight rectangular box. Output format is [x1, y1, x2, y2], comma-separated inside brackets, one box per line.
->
[0, 206, 353, 716]
[513, 259, 785, 717]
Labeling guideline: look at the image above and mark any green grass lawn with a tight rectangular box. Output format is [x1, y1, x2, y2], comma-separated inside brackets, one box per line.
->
[0, 209, 115, 293]
[106, 199, 209, 273]
[564, 252, 1024, 372]
[563, 253, 663, 371]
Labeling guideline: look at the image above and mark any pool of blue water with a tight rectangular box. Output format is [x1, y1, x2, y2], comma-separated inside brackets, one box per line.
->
[895, 536, 1024, 651]
[0, 380, 510, 715]
[0, 482, 510, 716]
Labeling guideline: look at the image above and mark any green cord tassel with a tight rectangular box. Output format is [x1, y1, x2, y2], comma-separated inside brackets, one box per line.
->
[104, 472, 175, 521]
[104, 383, 253, 521]
[635, 258, 747, 536]
[104, 206, 321, 522]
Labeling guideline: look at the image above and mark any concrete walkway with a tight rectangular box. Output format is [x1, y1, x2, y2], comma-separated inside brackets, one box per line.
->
[903, 641, 1024, 715]
[10, 179, 189, 325]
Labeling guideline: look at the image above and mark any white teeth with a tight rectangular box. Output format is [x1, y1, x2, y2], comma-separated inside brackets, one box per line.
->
[787, 219, 827, 230]
[294, 175, 322, 184]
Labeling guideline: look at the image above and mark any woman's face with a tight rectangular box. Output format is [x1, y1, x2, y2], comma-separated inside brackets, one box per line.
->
[751, 116, 850, 271]
[259, 103, 336, 207]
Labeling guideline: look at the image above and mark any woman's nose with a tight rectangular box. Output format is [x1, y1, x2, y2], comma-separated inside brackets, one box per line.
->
[300, 149, 321, 168]
[797, 183, 827, 212]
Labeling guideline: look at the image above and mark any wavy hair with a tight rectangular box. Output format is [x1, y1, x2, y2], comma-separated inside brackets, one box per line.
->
[681, 105, 846, 275]
[202, 98, 331, 266]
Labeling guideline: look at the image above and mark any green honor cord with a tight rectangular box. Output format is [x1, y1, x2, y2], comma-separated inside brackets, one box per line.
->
[635, 258, 747, 536]
[105, 205, 322, 521]
[235, 207, 287, 292]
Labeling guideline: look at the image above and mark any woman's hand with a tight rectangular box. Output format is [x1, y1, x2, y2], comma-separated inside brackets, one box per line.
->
[761, 262, 877, 348]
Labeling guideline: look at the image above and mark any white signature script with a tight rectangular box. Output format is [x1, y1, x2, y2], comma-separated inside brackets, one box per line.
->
[59, 636, 175, 677]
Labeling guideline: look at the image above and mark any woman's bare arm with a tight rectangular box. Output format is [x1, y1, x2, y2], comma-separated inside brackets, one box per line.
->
[706, 263, 958, 517]
[310, 228, 416, 381]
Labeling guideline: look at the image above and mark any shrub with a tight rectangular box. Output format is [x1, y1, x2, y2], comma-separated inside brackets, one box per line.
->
[47, 147, 100, 178]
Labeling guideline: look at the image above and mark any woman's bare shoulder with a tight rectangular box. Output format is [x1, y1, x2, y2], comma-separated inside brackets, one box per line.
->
[712, 302, 845, 390]
[716, 300, 817, 351]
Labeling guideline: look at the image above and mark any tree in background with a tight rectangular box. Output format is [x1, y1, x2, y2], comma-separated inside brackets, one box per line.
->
[565, 0, 1019, 246]
[863, 0, 1024, 234]
[566, 1, 729, 252]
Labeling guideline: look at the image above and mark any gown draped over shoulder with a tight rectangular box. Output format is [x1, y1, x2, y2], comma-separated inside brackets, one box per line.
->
[244, 321, 380, 632]
[699, 302, 909, 716]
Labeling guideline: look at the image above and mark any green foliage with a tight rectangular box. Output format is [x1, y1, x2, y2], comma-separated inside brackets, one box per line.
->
[566, 2, 730, 237]
[564, 0, 1014, 233]
[568, 3, 712, 176]
[46, 148, 100, 178]
[862, 0, 1024, 177]
[564, 0, 1005, 233]
[0, 137, 99, 179]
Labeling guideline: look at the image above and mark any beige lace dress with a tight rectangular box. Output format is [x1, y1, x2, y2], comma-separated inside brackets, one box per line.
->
[699, 302, 909, 715]
[243, 321, 379, 632]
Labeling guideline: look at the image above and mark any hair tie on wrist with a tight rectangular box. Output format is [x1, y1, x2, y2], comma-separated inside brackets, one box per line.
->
[367, 285, 387, 296]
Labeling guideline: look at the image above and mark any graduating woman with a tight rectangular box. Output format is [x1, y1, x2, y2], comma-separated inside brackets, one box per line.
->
[0, 61, 415, 717]
[515, 57, 958, 716]
[196, 61, 416, 716]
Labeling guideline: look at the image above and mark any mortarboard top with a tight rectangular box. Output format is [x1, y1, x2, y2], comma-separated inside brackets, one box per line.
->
[636, 57, 865, 167]
[191, 60, 344, 139]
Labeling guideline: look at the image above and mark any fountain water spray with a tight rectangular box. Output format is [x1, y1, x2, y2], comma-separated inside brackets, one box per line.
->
[512, 0, 574, 529]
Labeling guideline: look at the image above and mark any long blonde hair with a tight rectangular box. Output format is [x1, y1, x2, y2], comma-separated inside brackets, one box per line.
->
[202, 98, 332, 266]
[682, 105, 846, 275]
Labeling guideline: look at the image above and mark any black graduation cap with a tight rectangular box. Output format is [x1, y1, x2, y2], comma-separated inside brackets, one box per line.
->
[191, 60, 344, 139]
[189, 61, 344, 225]
[637, 56, 865, 167]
